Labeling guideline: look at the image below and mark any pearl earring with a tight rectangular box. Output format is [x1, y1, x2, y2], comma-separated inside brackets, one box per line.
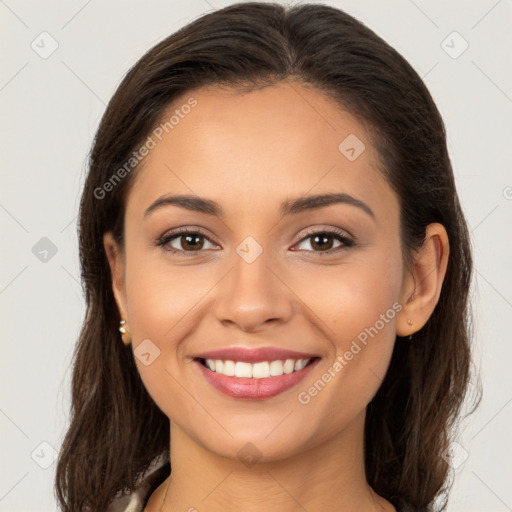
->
[119, 319, 131, 345]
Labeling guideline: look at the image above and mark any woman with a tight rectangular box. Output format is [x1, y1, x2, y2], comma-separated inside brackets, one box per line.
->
[54, 2, 478, 511]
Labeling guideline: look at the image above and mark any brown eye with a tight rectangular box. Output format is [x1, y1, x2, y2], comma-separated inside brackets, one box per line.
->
[309, 233, 335, 251]
[294, 229, 354, 254]
[157, 229, 218, 255]
[178, 233, 205, 251]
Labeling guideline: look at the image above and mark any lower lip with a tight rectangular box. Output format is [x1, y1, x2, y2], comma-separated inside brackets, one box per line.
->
[194, 358, 321, 400]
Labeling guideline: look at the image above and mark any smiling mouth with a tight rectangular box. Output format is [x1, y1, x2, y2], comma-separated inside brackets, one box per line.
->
[194, 356, 321, 379]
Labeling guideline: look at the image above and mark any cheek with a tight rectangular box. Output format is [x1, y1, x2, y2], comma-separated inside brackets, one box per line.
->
[294, 246, 403, 341]
[292, 248, 403, 407]
[124, 245, 216, 343]
[123, 291, 195, 423]
[122, 253, 221, 417]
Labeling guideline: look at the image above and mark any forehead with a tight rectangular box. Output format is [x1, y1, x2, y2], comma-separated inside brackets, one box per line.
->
[125, 81, 396, 221]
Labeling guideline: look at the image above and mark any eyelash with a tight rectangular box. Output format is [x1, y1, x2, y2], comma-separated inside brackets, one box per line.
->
[155, 227, 354, 257]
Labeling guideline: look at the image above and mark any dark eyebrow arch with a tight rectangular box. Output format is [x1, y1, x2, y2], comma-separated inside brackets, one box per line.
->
[144, 192, 375, 220]
[144, 194, 222, 218]
[280, 192, 375, 219]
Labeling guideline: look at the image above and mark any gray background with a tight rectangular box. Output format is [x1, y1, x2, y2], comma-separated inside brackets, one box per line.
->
[1, 0, 511, 510]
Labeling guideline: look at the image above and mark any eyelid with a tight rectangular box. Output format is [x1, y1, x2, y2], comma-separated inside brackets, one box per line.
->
[156, 226, 354, 256]
[296, 226, 353, 243]
[156, 226, 220, 255]
[292, 226, 354, 254]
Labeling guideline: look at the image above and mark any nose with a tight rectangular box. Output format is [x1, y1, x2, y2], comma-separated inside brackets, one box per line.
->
[212, 248, 294, 333]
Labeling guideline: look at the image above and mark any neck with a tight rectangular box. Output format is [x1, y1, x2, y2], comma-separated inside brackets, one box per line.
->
[146, 409, 393, 512]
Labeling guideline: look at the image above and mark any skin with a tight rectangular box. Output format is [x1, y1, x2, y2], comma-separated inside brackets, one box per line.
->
[104, 80, 449, 512]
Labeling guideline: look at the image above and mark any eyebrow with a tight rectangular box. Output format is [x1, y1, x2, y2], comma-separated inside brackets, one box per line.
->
[144, 192, 375, 220]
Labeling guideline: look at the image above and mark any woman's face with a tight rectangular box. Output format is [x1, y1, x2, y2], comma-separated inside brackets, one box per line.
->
[106, 81, 412, 461]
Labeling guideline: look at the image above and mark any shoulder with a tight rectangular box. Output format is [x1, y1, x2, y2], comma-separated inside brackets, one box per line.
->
[106, 452, 170, 512]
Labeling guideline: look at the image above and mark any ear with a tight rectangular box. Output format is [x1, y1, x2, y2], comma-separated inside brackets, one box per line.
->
[103, 232, 128, 320]
[396, 223, 450, 337]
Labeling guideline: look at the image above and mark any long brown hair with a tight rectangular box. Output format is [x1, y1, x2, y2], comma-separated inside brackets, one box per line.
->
[54, 2, 479, 510]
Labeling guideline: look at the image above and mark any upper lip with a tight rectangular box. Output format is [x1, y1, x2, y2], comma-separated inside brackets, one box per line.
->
[193, 347, 320, 363]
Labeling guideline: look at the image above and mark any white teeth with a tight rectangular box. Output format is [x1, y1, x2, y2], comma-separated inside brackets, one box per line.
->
[283, 359, 295, 374]
[252, 361, 270, 379]
[223, 360, 235, 376]
[269, 360, 284, 376]
[294, 359, 308, 371]
[203, 358, 313, 378]
[234, 361, 252, 378]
